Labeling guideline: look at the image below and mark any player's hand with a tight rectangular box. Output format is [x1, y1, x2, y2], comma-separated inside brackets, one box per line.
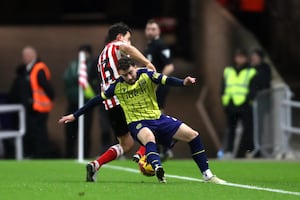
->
[183, 76, 196, 86]
[146, 63, 157, 72]
[58, 114, 75, 124]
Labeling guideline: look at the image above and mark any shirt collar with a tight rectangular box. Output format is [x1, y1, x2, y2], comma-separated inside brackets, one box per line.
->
[26, 59, 37, 71]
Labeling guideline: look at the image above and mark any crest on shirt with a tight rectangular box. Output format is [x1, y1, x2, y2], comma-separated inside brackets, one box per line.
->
[136, 123, 142, 130]
[162, 49, 170, 58]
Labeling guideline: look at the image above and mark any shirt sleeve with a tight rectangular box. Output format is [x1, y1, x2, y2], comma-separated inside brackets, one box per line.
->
[73, 81, 117, 118]
[146, 70, 184, 86]
[73, 95, 102, 118]
[102, 81, 116, 99]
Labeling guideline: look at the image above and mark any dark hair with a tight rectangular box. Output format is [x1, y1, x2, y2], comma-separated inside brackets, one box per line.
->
[251, 48, 265, 58]
[117, 57, 135, 71]
[234, 48, 248, 56]
[146, 19, 161, 29]
[79, 44, 92, 54]
[146, 19, 159, 25]
[107, 22, 132, 43]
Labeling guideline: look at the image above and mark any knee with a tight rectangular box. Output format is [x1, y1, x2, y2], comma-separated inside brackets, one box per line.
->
[137, 128, 156, 145]
[188, 130, 199, 142]
[193, 130, 199, 137]
[119, 136, 134, 153]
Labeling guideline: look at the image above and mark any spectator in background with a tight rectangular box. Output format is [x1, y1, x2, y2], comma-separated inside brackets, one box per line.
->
[64, 44, 114, 158]
[221, 49, 257, 158]
[249, 48, 271, 158]
[63, 44, 97, 158]
[250, 48, 271, 91]
[8, 64, 27, 105]
[144, 19, 175, 111]
[15, 46, 54, 158]
[134, 19, 175, 162]
[6, 64, 27, 158]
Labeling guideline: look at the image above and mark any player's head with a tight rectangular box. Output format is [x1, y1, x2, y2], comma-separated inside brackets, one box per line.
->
[117, 57, 137, 85]
[78, 44, 93, 59]
[234, 48, 248, 67]
[107, 22, 132, 44]
[22, 46, 37, 65]
[250, 48, 264, 66]
[145, 19, 161, 40]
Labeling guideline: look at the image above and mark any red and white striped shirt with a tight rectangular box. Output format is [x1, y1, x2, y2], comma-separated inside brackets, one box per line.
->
[97, 40, 127, 110]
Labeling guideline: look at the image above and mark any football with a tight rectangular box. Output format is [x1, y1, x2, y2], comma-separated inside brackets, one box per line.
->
[138, 155, 155, 177]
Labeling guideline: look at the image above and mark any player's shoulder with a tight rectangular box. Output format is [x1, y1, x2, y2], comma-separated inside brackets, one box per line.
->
[114, 76, 124, 84]
[110, 40, 129, 47]
[137, 68, 149, 74]
[136, 68, 153, 80]
[153, 38, 168, 48]
[137, 68, 154, 76]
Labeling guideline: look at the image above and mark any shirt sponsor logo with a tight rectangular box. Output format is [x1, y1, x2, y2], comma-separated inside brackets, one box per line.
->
[125, 87, 147, 99]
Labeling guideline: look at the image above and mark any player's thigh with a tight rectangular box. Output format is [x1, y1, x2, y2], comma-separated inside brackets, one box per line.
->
[137, 127, 156, 146]
[173, 123, 199, 142]
[108, 105, 129, 137]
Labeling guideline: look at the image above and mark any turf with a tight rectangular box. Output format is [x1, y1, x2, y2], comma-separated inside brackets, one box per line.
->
[0, 159, 299, 200]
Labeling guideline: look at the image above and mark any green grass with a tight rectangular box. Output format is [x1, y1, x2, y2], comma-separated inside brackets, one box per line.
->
[0, 159, 300, 200]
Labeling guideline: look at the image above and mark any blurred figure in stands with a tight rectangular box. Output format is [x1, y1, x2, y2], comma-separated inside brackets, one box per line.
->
[250, 48, 271, 91]
[249, 48, 271, 158]
[20, 46, 54, 158]
[221, 49, 257, 158]
[63, 44, 96, 158]
[134, 19, 175, 162]
[63, 44, 114, 158]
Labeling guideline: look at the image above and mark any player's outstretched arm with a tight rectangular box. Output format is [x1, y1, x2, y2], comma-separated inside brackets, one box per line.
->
[58, 95, 102, 124]
[163, 75, 196, 87]
[58, 114, 75, 124]
[183, 76, 196, 86]
[120, 44, 156, 71]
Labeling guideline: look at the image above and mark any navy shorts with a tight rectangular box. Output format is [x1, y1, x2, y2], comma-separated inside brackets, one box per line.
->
[128, 114, 182, 148]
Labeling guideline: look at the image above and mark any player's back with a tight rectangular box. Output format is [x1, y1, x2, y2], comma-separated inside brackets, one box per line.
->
[97, 40, 126, 109]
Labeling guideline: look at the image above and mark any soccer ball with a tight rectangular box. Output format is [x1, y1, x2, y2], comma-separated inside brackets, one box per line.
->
[138, 155, 155, 177]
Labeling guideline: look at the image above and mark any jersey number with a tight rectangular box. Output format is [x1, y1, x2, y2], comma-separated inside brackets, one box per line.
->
[99, 58, 115, 83]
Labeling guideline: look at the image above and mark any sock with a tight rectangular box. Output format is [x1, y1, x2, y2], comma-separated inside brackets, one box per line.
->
[203, 169, 213, 179]
[135, 145, 146, 156]
[189, 135, 209, 174]
[145, 142, 162, 170]
[94, 144, 124, 170]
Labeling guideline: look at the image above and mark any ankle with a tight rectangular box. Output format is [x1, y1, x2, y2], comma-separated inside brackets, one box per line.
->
[203, 169, 213, 179]
[92, 161, 100, 170]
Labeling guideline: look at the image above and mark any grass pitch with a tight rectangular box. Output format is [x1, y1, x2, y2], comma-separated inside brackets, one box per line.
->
[0, 159, 299, 200]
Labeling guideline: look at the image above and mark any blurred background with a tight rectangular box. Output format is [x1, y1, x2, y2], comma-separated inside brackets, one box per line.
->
[0, 0, 300, 159]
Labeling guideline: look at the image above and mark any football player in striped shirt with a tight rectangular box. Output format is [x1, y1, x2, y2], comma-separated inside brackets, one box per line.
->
[61, 22, 156, 181]
[59, 57, 226, 184]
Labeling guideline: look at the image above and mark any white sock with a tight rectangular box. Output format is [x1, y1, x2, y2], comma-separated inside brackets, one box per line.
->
[93, 161, 100, 170]
[111, 144, 124, 158]
[203, 169, 213, 179]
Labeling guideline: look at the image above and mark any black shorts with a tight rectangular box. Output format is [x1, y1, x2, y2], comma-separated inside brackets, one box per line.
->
[107, 105, 129, 137]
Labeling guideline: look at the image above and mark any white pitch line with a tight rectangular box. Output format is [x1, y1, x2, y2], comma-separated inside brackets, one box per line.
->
[103, 164, 300, 197]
